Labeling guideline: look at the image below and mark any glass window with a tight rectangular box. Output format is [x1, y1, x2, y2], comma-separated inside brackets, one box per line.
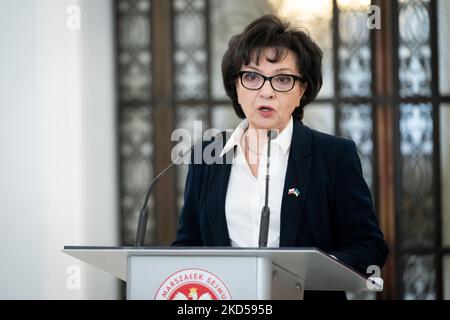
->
[269, 0, 334, 98]
[210, 0, 272, 100]
[337, 2, 372, 97]
[211, 105, 242, 131]
[398, 0, 432, 97]
[441, 104, 450, 246]
[303, 103, 335, 134]
[403, 254, 436, 300]
[175, 106, 209, 212]
[444, 255, 450, 299]
[174, 0, 208, 100]
[340, 104, 374, 191]
[438, 0, 450, 95]
[399, 103, 435, 249]
[117, 0, 153, 245]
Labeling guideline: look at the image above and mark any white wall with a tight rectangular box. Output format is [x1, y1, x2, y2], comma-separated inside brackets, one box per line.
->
[0, 0, 119, 299]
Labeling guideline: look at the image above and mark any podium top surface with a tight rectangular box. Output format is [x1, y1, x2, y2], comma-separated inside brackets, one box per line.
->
[62, 246, 381, 292]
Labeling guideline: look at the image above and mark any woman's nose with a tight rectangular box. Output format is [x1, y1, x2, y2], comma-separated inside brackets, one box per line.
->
[259, 80, 275, 99]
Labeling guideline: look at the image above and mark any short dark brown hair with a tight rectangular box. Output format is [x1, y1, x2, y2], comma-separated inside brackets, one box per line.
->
[221, 14, 323, 121]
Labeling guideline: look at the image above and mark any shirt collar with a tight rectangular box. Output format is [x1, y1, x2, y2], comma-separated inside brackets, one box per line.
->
[219, 116, 293, 158]
[219, 119, 248, 158]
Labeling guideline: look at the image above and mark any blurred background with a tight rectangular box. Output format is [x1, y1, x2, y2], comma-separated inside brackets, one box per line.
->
[0, 0, 448, 299]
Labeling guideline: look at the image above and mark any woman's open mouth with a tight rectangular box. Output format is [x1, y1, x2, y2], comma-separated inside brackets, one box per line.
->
[257, 105, 275, 117]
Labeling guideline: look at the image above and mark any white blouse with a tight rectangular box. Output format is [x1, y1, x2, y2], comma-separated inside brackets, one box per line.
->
[219, 117, 293, 247]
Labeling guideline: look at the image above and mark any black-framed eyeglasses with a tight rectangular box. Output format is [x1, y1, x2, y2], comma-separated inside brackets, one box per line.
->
[238, 71, 306, 92]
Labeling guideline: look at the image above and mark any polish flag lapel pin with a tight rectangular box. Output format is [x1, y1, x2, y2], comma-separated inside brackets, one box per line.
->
[288, 187, 300, 197]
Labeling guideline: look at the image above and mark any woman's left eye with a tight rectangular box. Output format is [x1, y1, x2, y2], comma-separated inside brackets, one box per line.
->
[275, 76, 291, 83]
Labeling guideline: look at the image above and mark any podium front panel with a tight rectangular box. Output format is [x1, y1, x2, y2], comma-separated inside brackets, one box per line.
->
[128, 256, 263, 300]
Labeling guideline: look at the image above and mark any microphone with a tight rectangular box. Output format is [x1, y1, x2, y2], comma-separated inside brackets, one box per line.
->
[135, 139, 202, 247]
[258, 129, 278, 247]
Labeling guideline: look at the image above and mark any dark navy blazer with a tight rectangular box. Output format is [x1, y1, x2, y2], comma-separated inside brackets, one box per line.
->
[173, 118, 389, 300]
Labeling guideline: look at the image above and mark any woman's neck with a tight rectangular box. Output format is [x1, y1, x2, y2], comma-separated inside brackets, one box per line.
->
[245, 119, 289, 144]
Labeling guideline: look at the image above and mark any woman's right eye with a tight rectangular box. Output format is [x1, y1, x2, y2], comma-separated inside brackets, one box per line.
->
[244, 73, 259, 81]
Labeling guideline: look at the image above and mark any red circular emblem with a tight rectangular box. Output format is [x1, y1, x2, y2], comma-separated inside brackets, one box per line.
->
[154, 268, 232, 300]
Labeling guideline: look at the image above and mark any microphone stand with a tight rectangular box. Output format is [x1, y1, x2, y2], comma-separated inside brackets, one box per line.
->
[135, 142, 197, 247]
[258, 130, 275, 247]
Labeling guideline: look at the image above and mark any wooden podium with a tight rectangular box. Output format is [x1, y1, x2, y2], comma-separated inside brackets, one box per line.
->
[63, 246, 382, 300]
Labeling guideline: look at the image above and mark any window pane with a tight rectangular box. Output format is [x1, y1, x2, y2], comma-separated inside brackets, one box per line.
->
[438, 0, 450, 95]
[444, 255, 450, 299]
[338, 6, 372, 97]
[210, 0, 272, 100]
[303, 103, 335, 135]
[118, 0, 151, 103]
[211, 105, 242, 131]
[441, 104, 450, 246]
[120, 105, 154, 245]
[175, 106, 209, 212]
[117, 0, 153, 245]
[269, 0, 334, 98]
[174, 0, 208, 100]
[339, 104, 374, 192]
[399, 103, 435, 248]
[398, 0, 432, 97]
[403, 254, 436, 300]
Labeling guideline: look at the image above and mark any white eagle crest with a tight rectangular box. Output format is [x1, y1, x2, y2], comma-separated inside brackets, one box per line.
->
[173, 287, 213, 300]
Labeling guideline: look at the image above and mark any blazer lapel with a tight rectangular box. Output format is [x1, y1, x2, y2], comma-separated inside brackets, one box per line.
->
[279, 120, 312, 247]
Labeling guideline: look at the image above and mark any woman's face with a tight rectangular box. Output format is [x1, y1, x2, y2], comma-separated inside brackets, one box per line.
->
[236, 48, 306, 132]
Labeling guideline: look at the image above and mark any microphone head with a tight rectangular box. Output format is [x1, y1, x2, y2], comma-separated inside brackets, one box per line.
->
[267, 129, 278, 140]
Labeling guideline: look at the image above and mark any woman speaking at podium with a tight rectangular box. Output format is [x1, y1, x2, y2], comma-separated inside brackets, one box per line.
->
[173, 14, 388, 300]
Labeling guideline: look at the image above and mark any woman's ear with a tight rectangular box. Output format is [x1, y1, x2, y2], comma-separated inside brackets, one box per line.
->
[302, 81, 308, 93]
[299, 82, 308, 102]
